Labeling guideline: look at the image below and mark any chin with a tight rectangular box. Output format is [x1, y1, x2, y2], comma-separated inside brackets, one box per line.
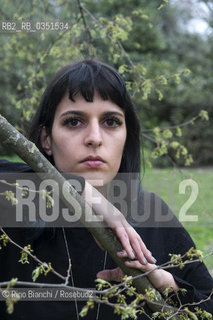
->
[82, 172, 117, 187]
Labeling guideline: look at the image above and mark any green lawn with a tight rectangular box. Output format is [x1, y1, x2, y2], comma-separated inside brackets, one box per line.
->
[142, 167, 213, 275]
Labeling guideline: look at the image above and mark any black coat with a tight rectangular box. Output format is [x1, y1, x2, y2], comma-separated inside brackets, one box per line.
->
[0, 160, 213, 319]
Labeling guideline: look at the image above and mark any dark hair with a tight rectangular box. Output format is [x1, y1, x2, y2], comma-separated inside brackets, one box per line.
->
[29, 59, 141, 174]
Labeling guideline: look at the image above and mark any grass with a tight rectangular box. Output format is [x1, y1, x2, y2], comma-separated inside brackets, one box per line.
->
[142, 167, 213, 275]
[1, 155, 213, 274]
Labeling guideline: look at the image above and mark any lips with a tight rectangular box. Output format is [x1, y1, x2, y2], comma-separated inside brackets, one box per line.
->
[80, 156, 105, 168]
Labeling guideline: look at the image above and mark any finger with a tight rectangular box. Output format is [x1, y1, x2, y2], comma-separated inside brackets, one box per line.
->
[127, 231, 157, 264]
[124, 228, 149, 264]
[141, 245, 157, 264]
[114, 227, 135, 260]
[117, 247, 148, 268]
[117, 249, 128, 258]
[145, 249, 157, 264]
[130, 237, 148, 265]
[125, 260, 156, 272]
[134, 239, 157, 265]
[97, 267, 124, 282]
[116, 232, 150, 265]
[115, 225, 156, 264]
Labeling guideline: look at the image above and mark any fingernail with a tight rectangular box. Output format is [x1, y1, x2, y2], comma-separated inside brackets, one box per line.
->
[119, 250, 125, 254]
[152, 257, 157, 263]
[131, 252, 136, 259]
[144, 257, 148, 264]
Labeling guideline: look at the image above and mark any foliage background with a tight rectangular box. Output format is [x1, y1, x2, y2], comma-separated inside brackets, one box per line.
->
[0, 0, 212, 166]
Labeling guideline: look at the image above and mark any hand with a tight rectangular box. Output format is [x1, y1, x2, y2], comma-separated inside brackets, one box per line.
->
[97, 265, 179, 293]
[83, 181, 156, 265]
[113, 218, 156, 265]
[97, 265, 178, 293]
[97, 267, 124, 282]
[115, 250, 179, 293]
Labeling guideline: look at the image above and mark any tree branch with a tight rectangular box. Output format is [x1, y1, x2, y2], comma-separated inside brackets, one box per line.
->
[141, 115, 199, 133]
[76, 0, 93, 56]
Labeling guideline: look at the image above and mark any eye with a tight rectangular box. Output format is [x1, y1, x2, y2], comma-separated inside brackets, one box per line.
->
[63, 117, 82, 128]
[104, 117, 122, 128]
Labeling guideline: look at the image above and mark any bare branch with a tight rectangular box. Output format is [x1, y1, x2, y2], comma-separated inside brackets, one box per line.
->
[62, 227, 72, 286]
[141, 115, 199, 133]
[76, 0, 93, 56]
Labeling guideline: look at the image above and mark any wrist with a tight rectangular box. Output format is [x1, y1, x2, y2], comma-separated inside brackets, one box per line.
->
[147, 267, 179, 293]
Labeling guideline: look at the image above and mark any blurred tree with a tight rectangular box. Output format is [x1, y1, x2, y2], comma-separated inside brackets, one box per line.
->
[0, 0, 212, 166]
[146, 0, 213, 166]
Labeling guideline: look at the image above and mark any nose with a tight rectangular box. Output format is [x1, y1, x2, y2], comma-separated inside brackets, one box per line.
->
[84, 120, 103, 147]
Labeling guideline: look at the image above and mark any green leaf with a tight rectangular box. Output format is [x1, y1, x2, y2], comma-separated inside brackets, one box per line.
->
[175, 127, 182, 137]
[19, 245, 33, 264]
[199, 110, 209, 121]
[4, 191, 18, 206]
[170, 141, 180, 149]
[0, 233, 9, 249]
[156, 75, 167, 85]
[158, 0, 169, 10]
[155, 89, 163, 101]
[163, 129, 173, 139]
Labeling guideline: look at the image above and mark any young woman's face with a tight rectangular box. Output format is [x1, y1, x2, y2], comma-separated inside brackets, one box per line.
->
[41, 93, 127, 186]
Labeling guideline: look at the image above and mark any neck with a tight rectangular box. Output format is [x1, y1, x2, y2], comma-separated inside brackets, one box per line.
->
[96, 185, 108, 198]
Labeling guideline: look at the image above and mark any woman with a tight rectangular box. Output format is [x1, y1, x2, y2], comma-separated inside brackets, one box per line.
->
[0, 59, 213, 319]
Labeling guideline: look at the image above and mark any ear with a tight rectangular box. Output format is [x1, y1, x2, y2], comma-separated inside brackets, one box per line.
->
[40, 127, 52, 156]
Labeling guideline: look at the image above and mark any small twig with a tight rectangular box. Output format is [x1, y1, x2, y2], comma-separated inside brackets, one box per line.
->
[0, 227, 66, 281]
[0, 179, 52, 195]
[141, 115, 199, 133]
[62, 227, 72, 286]
[76, 0, 92, 56]
[180, 289, 213, 309]
[0, 280, 100, 293]
[166, 290, 213, 320]
[141, 132, 156, 144]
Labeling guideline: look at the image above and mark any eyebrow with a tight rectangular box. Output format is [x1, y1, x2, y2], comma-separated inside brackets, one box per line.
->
[59, 110, 125, 118]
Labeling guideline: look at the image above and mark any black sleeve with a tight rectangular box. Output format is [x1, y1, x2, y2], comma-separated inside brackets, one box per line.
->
[0, 159, 31, 172]
[0, 159, 85, 195]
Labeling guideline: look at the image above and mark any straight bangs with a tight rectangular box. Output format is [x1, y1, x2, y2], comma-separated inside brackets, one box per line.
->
[67, 62, 127, 110]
